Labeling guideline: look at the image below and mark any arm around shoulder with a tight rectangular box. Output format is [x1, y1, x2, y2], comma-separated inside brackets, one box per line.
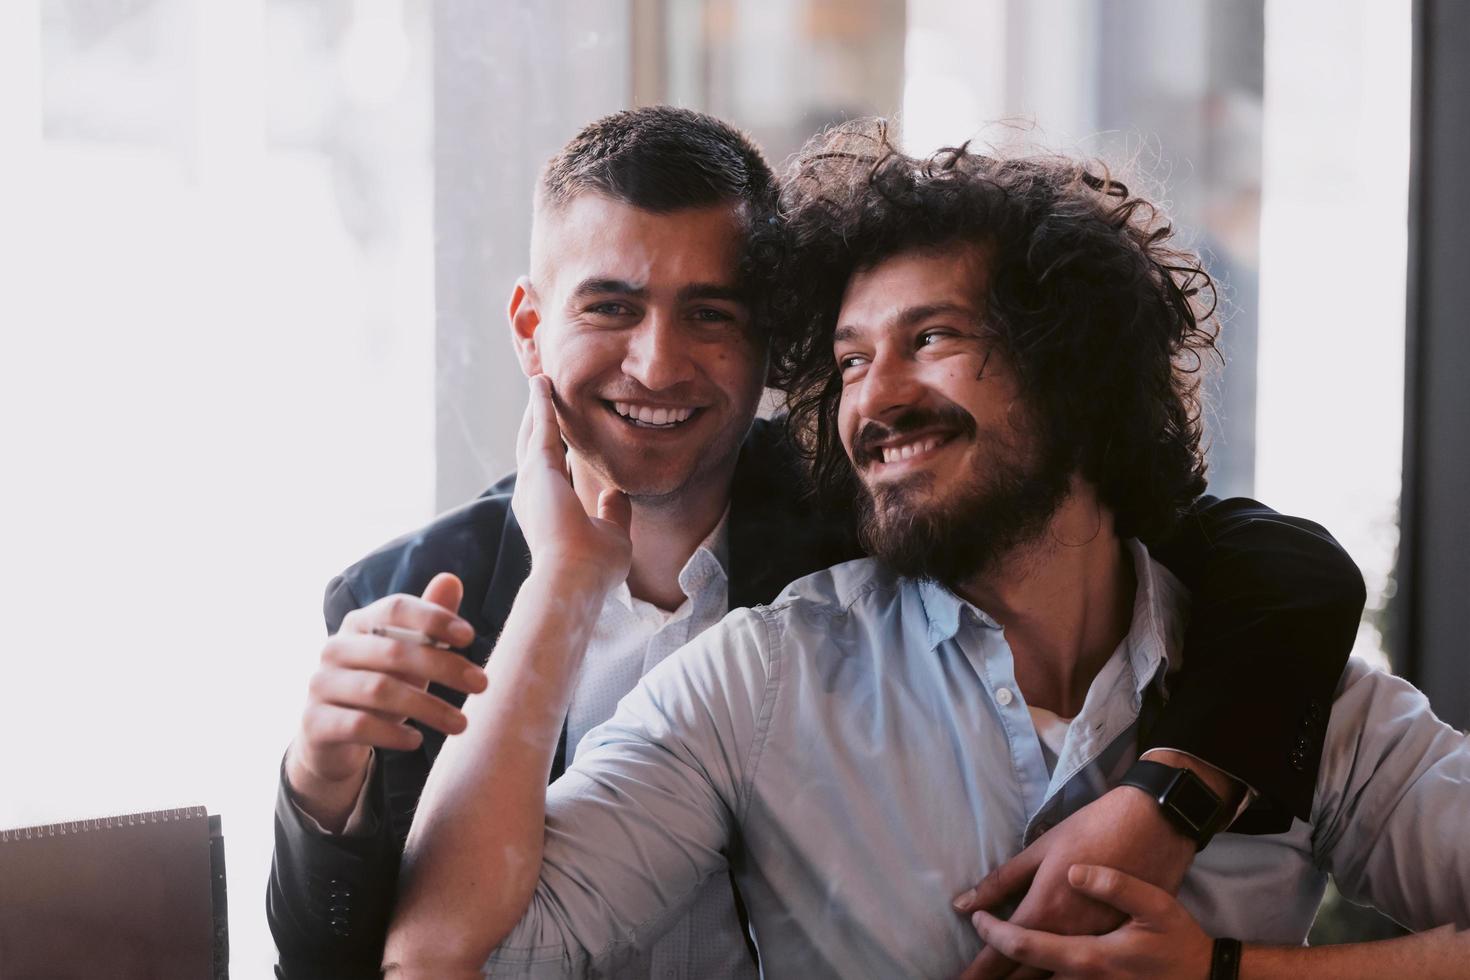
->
[1143, 497, 1366, 829]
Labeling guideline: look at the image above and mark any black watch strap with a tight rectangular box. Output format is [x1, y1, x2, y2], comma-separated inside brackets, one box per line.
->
[1210, 937, 1242, 980]
[1119, 759, 1229, 850]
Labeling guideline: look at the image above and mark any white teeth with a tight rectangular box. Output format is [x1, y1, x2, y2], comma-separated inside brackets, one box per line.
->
[612, 402, 695, 427]
[880, 436, 944, 464]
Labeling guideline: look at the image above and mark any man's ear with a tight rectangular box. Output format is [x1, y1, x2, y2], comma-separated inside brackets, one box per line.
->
[508, 275, 542, 376]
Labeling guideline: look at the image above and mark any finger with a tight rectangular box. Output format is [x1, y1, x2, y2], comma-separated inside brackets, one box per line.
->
[971, 909, 1087, 975]
[955, 847, 1042, 913]
[529, 374, 566, 464]
[343, 594, 475, 648]
[597, 487, 631, 535]
[303, 702, 424, 753]
[1067, 864, 1173, 925]
[515, 383, 535, 468]
[322, 634, 487, 695]
[311, 668, 469, 735]
[421, 571, 464, 615]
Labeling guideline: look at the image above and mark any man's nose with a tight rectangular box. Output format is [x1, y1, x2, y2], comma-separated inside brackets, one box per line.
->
[622, 313, 697, 392]
[854, 347, 923, 421]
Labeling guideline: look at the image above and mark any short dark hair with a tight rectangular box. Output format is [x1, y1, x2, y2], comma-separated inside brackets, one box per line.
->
[772, 119, 1219, 542]
[537, 105, 781, 336]
[538, 105, 777, 218]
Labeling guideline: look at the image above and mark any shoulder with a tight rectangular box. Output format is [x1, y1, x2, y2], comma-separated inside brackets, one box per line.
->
[735, 557, 904, 647]
[333, 472, 520, 608]
[766, 557, 898, 615]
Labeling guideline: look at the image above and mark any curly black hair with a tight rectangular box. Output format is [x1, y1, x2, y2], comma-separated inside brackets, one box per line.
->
[771, 119, 1220, 543]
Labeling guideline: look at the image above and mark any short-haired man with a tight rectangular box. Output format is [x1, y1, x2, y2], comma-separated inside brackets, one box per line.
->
[381, 122, 1468, 978]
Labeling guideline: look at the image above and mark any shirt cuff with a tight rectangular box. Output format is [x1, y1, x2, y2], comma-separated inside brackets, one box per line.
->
[287, 750, 379, 837]
[1139, 747, 1258, 828]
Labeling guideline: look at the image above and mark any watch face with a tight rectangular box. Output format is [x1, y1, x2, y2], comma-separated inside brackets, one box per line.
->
[1168, 773, 1221, 831]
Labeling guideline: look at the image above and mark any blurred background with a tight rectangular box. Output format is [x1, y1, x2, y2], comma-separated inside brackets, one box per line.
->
[2, 0, 1465, 971]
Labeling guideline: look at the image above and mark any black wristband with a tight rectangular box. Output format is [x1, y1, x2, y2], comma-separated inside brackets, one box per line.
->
[1210, 937, 1242, 980]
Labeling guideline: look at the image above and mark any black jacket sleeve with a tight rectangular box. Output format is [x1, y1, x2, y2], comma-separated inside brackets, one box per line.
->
[267, 486, 522, 978]
[267, 575, 401, 980]
[1144, 496, 1367, 833]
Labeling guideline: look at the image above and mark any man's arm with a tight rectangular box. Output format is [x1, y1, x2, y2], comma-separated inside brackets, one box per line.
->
[387, 378, 764, 977]
[1145, 496, 1367, 828]
[384, 375, 633, 975]
[970, 660, 1470, 976]
[268, 572, 486, 976]
[970, 864, 1470, 980]
[1311, 659, 1470, 930]
[953, 499, 1362, 979]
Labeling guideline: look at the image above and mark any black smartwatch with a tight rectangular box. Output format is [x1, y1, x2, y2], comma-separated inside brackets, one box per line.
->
[1118, 759, 1231, 850]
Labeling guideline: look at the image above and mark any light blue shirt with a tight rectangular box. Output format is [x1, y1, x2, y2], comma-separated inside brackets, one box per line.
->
[485, 542, 1470, 978]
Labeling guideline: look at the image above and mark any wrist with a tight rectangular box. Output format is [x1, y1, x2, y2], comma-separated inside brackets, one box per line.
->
[1142, 749, 1248, 811]
[1119, 759, 1235, 852]
[285, 741, 371, 832]
[529, 552, 623, 595]
[1114, 783, 1200, 858]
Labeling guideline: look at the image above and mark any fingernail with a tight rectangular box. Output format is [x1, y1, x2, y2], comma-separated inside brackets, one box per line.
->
[464, 666, 486, 690]
[952, 889, 976, 911]
[1068, 864, 1091, 887]
[970, 910, 991, 932]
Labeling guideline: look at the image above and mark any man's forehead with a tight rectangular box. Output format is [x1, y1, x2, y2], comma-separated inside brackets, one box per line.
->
[532, 192, 747, 292]
[837, 245, 990, 336]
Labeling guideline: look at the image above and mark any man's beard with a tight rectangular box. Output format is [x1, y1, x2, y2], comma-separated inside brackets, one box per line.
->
[854, 411, 1072, 589]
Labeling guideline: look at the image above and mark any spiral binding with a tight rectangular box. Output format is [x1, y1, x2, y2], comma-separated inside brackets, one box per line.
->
[0, 806, 207, 843]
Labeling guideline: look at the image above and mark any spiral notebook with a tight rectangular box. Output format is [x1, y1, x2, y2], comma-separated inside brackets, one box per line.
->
[0, 805, 228, 979]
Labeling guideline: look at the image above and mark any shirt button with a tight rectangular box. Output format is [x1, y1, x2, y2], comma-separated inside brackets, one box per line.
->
[996, 687, 1014, 706]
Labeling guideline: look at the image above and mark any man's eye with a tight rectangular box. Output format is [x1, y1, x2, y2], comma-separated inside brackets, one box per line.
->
[837, 353, 867, 371]
[587, 302, 633, 317]
[691, 307, 736, 324]
[917, 329, 951, 347]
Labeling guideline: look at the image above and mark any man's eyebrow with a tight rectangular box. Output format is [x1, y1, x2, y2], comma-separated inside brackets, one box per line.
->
[832, 302, 983, 344]
[569, 277, 647, 299]
[677, 283, 747, 305]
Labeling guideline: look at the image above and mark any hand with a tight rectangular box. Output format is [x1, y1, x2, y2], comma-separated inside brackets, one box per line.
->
[952, 786, 1197, 979]
[285, 572, 487, 830]
[969, 864, 1213, 980]
[511, 374, 631, 593]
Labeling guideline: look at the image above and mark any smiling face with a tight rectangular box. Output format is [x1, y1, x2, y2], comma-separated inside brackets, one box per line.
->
[511, 192, 767, 505]
[833, 244, 1072, 583]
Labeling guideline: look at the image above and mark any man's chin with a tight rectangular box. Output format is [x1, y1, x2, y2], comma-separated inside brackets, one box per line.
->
[593, 458, 705, 505]
[860, 471, 939, 510]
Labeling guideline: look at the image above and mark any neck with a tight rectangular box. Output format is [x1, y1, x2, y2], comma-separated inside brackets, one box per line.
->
[954, 483, 1135, 718]
[567, 454, 734, 612]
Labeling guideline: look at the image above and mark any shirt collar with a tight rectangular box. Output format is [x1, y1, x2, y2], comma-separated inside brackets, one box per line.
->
[609, 504, 731, 614]
[918, 578, 1000, 650]
[915, 539, 1187, 698]
[1122, 538, 1189, 698]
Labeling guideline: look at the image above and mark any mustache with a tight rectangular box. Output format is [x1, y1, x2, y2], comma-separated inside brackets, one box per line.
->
[851, 405, 978, 468]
